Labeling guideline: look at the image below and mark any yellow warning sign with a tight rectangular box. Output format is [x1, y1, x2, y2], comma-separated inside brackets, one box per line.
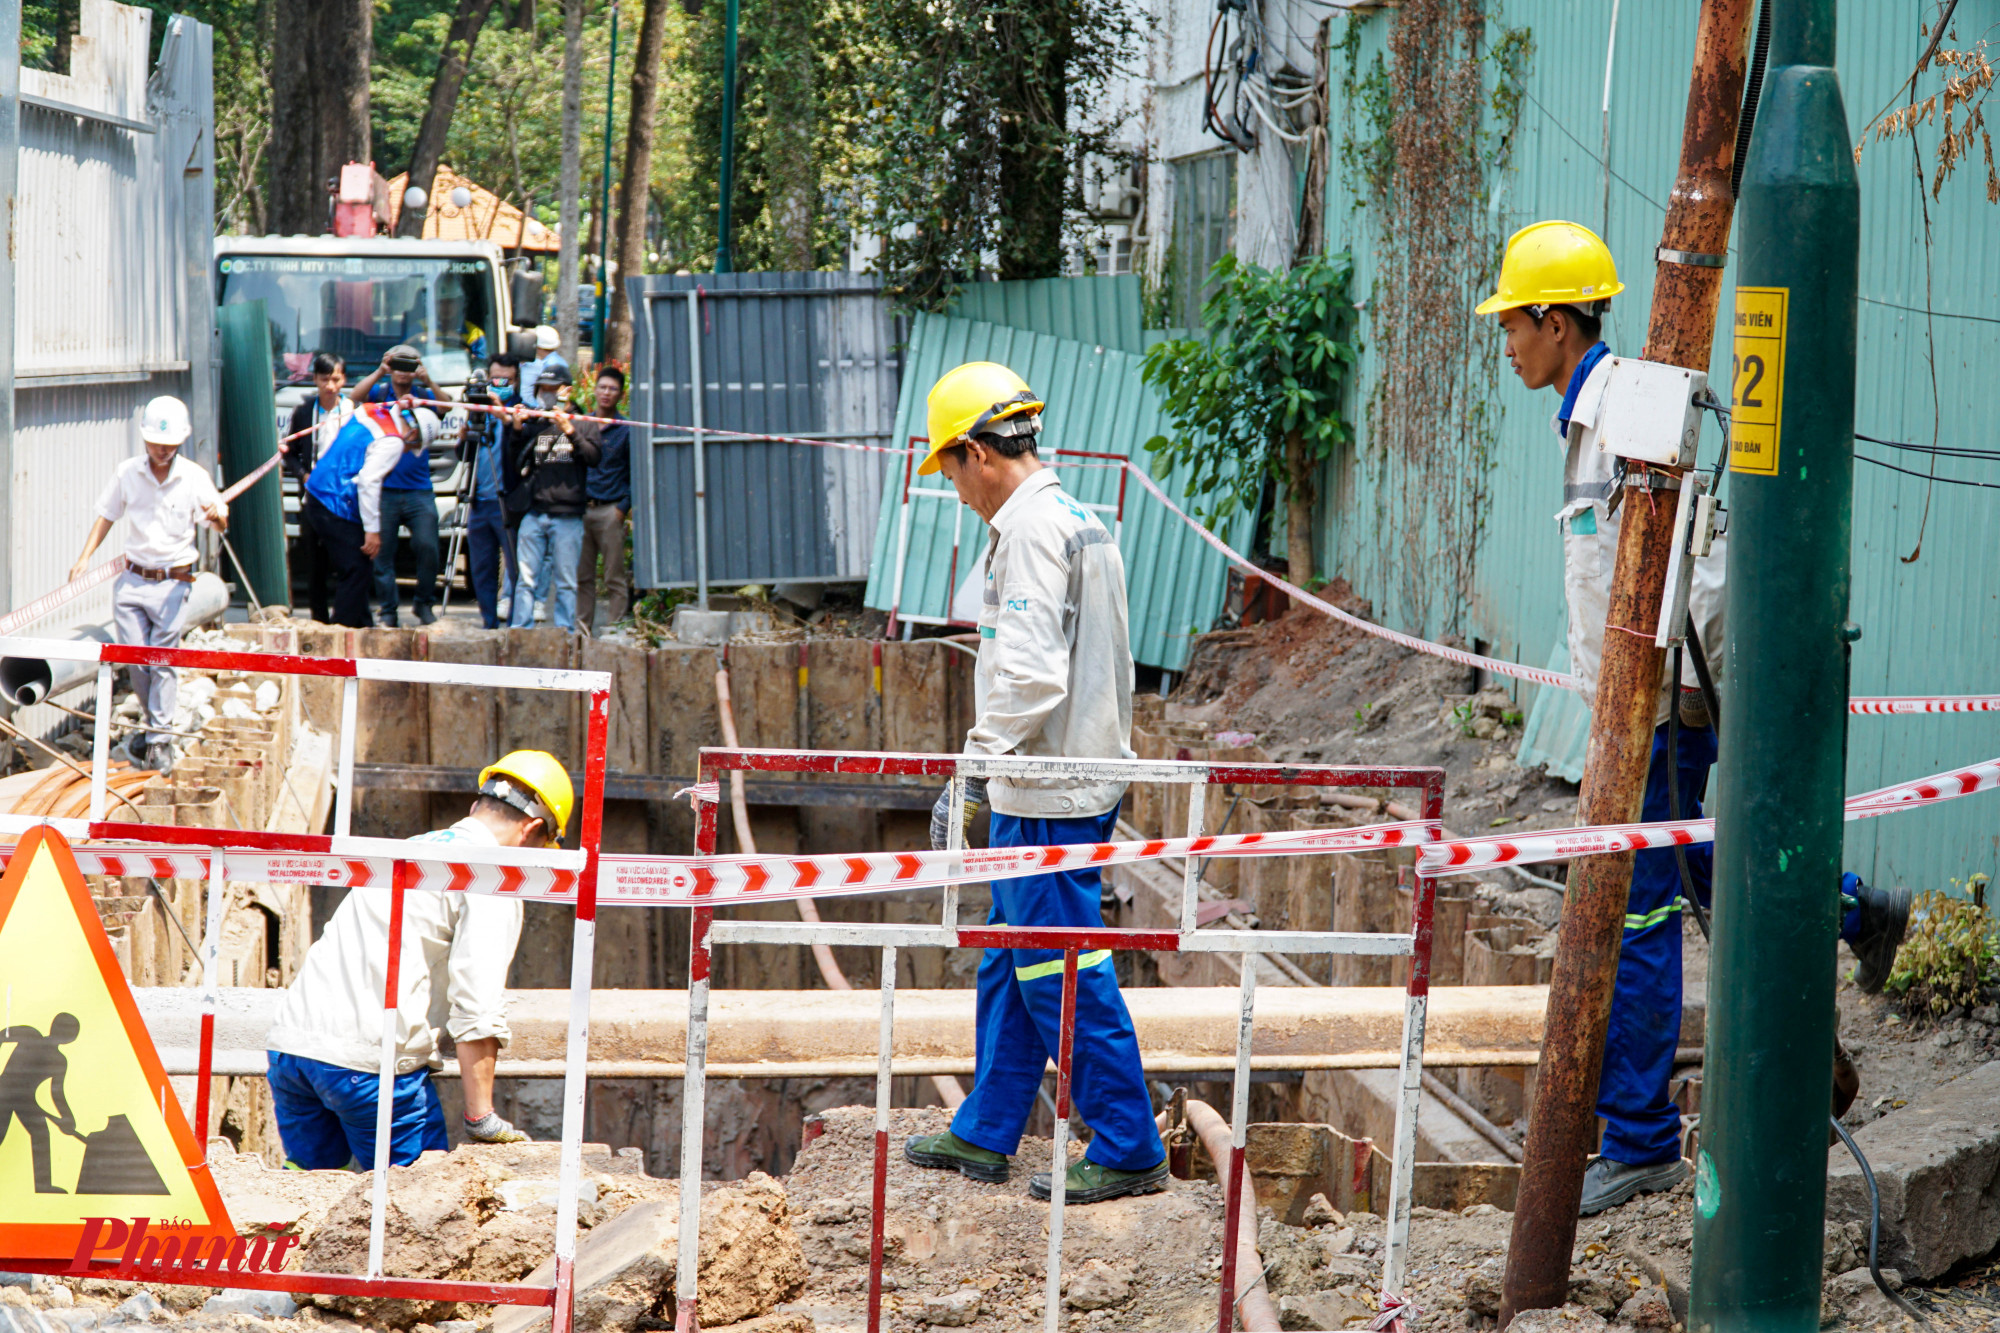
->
[1730, 286, 1788, 476]
[0, 828, 233, 1263]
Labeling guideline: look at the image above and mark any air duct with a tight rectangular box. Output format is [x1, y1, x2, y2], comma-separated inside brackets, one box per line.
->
[0, 573, 232, 706]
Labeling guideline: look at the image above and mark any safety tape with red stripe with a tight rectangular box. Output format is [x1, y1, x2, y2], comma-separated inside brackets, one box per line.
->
[1420, 751, 2000, 872]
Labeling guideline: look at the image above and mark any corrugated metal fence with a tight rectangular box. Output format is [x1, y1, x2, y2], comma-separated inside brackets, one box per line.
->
[2, 0, 216, 737]
[626, 271, 903, 592]
[861, 311, 1251, 672]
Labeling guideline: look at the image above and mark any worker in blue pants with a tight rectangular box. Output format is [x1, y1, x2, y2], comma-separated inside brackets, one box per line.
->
[901, 362, 1167, 1203]
[1481, 222, 1913, 1216]
[945, 807, 1165, 1182]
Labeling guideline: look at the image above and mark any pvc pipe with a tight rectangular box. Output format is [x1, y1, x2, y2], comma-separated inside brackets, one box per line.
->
[1175, 1097, 1282, 1333]
[0, 571, 229, 706]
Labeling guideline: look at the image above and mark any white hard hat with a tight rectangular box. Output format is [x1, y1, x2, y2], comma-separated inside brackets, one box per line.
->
[140, 395, 192, 445]
[534, 325, 560, 351]
[408, 407, 442, 448]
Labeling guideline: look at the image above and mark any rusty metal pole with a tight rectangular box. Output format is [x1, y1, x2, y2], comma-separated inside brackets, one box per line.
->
[1498, 0, 1755, 1321]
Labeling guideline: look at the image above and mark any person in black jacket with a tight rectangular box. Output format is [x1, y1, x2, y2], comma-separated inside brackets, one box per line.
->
[284, 352, 354, 624]
[502, 364, 600, 631]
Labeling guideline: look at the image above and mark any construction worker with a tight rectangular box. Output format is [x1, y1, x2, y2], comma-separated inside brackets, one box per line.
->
[69, 396, 228, 772]
[263, 751, 572, 1169]
[902, 363, 1167, 1204]
[303, 401, 443, 628]
[1480, 221, 1911, 1215]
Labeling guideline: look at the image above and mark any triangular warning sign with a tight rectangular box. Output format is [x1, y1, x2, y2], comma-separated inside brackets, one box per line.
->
[0, 827, 233, 1262]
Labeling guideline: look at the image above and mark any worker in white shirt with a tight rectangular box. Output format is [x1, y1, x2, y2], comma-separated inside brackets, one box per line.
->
[902, 362, 1167, 1205]
[264, 750, 573, 1168]
[68, 396, 228, 773]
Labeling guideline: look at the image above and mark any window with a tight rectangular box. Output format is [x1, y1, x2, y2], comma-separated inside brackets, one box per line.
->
[1171, 153, 1237, 330]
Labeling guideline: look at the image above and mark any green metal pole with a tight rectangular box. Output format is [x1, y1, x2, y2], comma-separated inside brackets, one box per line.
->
[594, 2, 619, 363]
[715, 0, 739, 273]
[1690, 0, 1858, 1328]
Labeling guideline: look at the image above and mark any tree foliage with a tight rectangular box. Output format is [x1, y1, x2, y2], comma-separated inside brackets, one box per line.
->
[1140, 253, 1358, 581]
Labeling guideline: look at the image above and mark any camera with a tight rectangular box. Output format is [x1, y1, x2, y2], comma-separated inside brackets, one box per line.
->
[463, 372, 495, 406]
[387, 356, 423, 375]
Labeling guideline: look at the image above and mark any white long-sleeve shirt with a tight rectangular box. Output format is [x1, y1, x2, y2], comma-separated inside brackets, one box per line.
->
[356, 435, 413, 535]
[1556, 354, 1726, 719]
[266, 818, 524, 1075]
[965, 468, 1135, 819]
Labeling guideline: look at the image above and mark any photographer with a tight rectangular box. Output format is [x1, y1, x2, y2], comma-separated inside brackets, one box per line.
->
[349, 345, 441, 626]
[457, 355, 520, 629]
[501, 365, 598, 632]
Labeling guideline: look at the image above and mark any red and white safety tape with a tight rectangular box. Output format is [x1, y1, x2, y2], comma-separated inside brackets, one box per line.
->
[0, 558, 128, 636]
[1420, 751, 2000, 872]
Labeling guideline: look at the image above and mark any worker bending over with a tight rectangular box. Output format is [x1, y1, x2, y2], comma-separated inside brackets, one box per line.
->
[302, 402, 442, 628]
[69, 396, 228, 773]
[903, 363, 1167, 1204]
[264, 751, 573, 1169]
[1479, 221, 1910, 1215]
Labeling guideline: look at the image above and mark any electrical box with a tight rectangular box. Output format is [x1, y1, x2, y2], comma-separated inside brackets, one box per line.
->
[1594, 358, 1707, 468]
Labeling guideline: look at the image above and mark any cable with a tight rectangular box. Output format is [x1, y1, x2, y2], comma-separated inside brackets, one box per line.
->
[1831, 1115, 1934, 1327]
[1667, 641, 1713, 943]
[1858, 452, 2000, 491]
[1519, 88, 1671, 213]
[1860, 293, 2000, 325]
[1856, 432, 2000, 462]
[1730, 0, 1773, 199]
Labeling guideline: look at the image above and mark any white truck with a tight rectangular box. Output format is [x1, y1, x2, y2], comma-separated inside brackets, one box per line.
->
[212, 235, 544, 577]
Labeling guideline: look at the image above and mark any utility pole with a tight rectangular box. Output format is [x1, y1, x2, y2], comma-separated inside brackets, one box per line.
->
[594, 1, 620, 362]
[1499, 0, 1755, 1321]
[1691, 2, 1858, 1327]
[714, 0, 740, 273]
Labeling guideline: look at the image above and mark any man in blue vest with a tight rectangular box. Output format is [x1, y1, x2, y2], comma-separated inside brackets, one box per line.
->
[349, 345, 442, 626]
[304, 402, 442, 628]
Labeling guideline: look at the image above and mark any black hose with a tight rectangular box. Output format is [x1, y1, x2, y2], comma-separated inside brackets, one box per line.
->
[1668, 643, 1714, 942]
[1831, 1115, 1933, 1327]
[1731, 0, 1774, 199]
[1685, 620, 1722, 734]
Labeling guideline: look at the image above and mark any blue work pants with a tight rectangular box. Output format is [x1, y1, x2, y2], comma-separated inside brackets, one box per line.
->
[1597, 721, 1715, 1166]
[266, 1051, 448, 1171]
[951, 809, 1166, 1173]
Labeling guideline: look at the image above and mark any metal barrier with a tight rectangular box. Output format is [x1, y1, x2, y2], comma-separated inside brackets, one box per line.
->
[675, 746, 1446, 1333]
[0, 635, 611, 1333]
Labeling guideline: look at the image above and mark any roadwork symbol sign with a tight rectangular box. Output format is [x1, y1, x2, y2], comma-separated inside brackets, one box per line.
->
[0, 827, 233, 1261]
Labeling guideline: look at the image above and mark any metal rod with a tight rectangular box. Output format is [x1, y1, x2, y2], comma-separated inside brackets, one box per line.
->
[686, 290, 709, 610]
[674, 789, 718, 1332]
[1384, 870, 1437, 1300]
[1218, 952, 1257, 1333]
[1044, 948, 1080, 1333]
[1179, 779, 1206, 934]
[88, 661, 112, 822]
[867, 945, 896, 1333]
[885, 448, 916, 637]
[367, 872, 407, 1278]
[192, 850, 224, 1159]
[591, 2, 618, 364]
[943, 773, 963, 929]
[333, 677, 358, 837]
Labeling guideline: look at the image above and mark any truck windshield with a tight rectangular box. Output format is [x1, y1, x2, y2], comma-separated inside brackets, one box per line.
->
[215, 254, 497, 385]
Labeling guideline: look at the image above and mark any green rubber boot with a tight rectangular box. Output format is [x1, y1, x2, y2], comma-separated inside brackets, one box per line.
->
[904, 1130, 1010, 1183]
[1029, 1156, 1169, 1204]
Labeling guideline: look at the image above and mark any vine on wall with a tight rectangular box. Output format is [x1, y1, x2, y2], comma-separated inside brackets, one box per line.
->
[1336, 5, 1530, 637]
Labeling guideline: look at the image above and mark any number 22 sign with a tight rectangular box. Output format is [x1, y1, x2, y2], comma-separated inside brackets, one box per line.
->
[1730, 287, 1788, 476]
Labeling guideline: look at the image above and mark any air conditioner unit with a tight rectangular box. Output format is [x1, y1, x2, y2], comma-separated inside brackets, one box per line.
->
[1089, 155, 1141, 219]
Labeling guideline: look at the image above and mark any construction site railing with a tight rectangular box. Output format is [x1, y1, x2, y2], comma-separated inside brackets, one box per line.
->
[677, 746, 1446, 1333]
[0, 635, 611, 1333]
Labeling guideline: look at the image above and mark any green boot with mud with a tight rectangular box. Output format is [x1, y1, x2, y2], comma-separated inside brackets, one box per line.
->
[904, 1130, 1010, 1183]
[1029, 1156, 1169, 1204]
[1848, 877, 1913, 995]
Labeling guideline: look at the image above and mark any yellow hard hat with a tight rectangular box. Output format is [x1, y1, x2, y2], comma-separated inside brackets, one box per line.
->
[919, 362, 1044, 476]
[1475, 220, 1626, 317]
[476, 749, 575, 847]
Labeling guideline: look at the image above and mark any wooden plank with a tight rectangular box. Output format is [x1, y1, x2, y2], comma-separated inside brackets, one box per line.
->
[803, 638, 878, 857]
[426, 632, 502, 829]
[293, 626, 353, 734]
[351, 628, 428, 841]
[579, 638, 650, 775]
[499, 628, 579, 758]
[648, 644, 720, 778]
[880, 641, 951, 755]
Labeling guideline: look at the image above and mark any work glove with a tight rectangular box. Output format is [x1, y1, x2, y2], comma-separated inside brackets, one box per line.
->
[929, 778, 989, 851]
[463, 1111, 530, 1145]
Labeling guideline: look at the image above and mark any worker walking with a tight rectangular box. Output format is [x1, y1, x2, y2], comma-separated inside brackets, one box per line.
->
[69, 396, 228, 773]
[263, 751, 573, 1169]
[902, 363, 1167, 1204]
[1479, 221, 1910, 1215]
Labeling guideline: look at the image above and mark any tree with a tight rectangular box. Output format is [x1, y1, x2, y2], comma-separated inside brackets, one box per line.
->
[607, 0, 672, 365]
[1140, 254, 1358, 587]
[395, 0, 502, 237]
[556, 0, 586, 357]
[268, 0, 372, 234]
